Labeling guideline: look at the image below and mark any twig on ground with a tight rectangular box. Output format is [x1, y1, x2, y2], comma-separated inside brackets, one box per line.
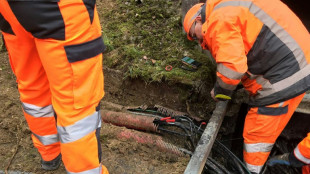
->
[185, 100, 194, 118]
[0, 141, 13, 145]
[5, 126, 20, 174]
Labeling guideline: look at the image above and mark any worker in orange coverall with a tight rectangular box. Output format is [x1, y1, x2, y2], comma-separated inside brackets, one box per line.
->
[0, 0, 108, 173]
[183, 0, 310, 173]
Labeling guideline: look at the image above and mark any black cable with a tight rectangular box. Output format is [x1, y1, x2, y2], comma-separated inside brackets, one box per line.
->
[157, 127, 189, 137]
[154, 115, 251, 174]
[157, 122, 196, 150]
[182, 120, 250, 174]
[174, 118, 250, 174]
[176, 138, 231, 174]
[208, 157, 231, 174]
[212, 140, 250, 174]
[205, 158, 226, 174]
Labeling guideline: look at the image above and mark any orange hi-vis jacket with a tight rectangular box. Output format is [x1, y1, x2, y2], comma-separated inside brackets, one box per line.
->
[200, 0, 310, 106]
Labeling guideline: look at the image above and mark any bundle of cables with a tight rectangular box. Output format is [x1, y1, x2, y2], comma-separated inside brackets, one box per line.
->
[152, 115, 250, 174]
[127, 105, 251, 174]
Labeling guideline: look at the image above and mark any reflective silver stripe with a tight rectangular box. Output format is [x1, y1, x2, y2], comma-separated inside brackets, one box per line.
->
[254, 64, 310, 99]
[279, 102, 284, 107]
[247, 74, 274, 99]
[98, 112, 102, 128]
[33, 133, 59, 146]
[217, 76, 237, 90]
[217, 63, 245, 80]
[67, 165, 102, 174]
[294, 146, 310, 164]
[244, 143, 274, 153]
[255, 75, 273, 90]
[190, 8, 203, 24]
[57, 111, 100, 143]
[22, 103, 54, 118]
[245, 162, 263, 173]
[214, 1, 307, 69]
[273, 64, 310, 93]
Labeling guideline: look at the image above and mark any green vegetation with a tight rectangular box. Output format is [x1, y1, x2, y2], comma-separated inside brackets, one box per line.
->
[100, 0, 215, 84]
[0, 35, 6, 52]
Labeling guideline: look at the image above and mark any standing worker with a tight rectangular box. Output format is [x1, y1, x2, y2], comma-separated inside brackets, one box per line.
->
[0, 0, 108, 173]
[183, 0, 310, 173]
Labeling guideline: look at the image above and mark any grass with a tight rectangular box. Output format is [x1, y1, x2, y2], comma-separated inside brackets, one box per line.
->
[99, 0, 215, 85]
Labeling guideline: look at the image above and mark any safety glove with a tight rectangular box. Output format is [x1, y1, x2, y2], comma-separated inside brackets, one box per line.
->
[267, 152, 306, 168]
[267, 153, 291, 166]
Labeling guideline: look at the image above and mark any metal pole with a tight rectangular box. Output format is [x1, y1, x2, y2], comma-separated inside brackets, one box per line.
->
[184, 100, 229, 174]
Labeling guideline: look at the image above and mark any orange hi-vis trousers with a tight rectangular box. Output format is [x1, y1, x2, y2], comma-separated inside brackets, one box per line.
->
[294, 133, 310, 174]
[243, 93, 305, 173]
[0, 0, 108, 173]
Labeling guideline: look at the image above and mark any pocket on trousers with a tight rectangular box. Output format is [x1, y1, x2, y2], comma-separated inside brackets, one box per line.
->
[247, 105, 288, 137]
[64, 36, 105, 109]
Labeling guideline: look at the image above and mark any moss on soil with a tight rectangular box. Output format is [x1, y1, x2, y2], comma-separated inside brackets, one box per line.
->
[100, 0, 215, 84]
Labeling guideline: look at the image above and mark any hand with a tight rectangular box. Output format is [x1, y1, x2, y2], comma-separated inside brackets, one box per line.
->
[210, 88, 218, 102]
[267, 153, 290, 166]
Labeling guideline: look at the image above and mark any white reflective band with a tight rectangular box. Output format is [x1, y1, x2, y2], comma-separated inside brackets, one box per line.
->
[214, 1, 308, 69]
[244, 143, 274, 153]
[294, 147, 310, 164]
[217, 76, 237, 90]
[273, 64, 310, 92]
[67, 165, 102, 174]
[57, 111, 100, 143]
[22, 103, 54, 118]
[279, 102, 284, 107]
[33, 133, 59, 146]
[98, 112, 102, 128]
[248, 74, 274, 99]
[190, 7, 203, 24]
[245, 162, 263, 173]
[217, 63, 245, 80]
[255, 75, 273, 90]
[254, 64, 310, 99]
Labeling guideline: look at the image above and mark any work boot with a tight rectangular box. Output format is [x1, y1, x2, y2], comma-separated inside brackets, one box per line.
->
[41, 154, 62, 171]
